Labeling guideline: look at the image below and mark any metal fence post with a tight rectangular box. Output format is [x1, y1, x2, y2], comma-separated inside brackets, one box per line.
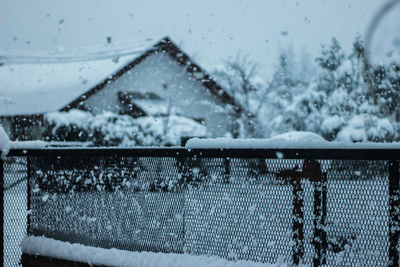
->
[0, 158, 4, 266]
[321, 173, 327, 263]
[276, 163, 306, 265]
[292, 177, 304, 265]
[389, 160, 400, 267]
[27, 156, 31, 235]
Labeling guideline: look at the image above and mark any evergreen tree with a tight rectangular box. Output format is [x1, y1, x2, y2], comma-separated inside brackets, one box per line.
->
[315, 38, 345, 95]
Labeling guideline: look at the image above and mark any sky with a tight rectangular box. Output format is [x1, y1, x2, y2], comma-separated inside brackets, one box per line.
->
[0, 0, 391, 77]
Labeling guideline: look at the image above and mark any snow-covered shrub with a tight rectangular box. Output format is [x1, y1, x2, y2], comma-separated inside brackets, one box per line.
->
[256, 36, 400, 143]
[366, 117, 397, 142]
[336, 115, 368, 143]
[135, 115, 207, 146]
[44, 109, 91, 142]
[89, 112, 143, 147]
[43, 109, 207, 147]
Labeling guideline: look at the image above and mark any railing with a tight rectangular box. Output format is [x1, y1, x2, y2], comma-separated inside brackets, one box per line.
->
[1, 147, 400, 266]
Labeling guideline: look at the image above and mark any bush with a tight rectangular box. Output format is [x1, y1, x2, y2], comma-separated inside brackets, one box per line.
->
[43, 110, 208, 147]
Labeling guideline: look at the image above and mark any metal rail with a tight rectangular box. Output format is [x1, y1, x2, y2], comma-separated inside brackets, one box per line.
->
[6, 147, 400, 160]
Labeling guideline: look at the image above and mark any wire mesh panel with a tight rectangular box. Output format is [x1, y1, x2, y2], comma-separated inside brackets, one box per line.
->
[2, 148, 400, 266]
[184, 158, 294, 263]
[3, 157, 28, 267]
[29, 155, 186, 253]
[324, 160, 389, 266]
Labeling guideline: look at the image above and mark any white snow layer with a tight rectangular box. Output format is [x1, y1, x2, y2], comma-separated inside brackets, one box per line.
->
[9, 141, 48, 150]
[1, 125, 48, 158]
[0, 59, 130, 116]
[0, 125, 11, 159]
[0, 125, 84, 158]
[46, 109, 93, 130]
[21, 236, 287, 267]
[186, 131, 400, 149]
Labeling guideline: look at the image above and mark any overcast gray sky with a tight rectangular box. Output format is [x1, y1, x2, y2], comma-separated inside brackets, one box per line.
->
[0, 0, 391, 76]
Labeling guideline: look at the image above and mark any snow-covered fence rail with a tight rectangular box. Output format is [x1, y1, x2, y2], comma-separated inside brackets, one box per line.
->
[1, 147, 400, 266]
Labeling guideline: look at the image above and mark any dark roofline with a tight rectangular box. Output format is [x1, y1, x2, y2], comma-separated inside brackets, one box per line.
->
[0, 113, 43, 119]
[60, 36, 244, 114]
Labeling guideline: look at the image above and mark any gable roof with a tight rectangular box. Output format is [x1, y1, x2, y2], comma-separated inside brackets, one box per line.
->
[0, 52, 138, 117]
[60, 36, 243, 114]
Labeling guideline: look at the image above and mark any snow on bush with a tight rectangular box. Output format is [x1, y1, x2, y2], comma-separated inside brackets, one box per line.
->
[135, 115, 207, 146]
[46, 109, 93, 130]
[89, 112, 142, 146]
[44, 109, 91, 142]
[222, 37, 400, 143]
[44, 109, 207, 147]
[336, 115, 398, 143]
[336, 115, 367, 143]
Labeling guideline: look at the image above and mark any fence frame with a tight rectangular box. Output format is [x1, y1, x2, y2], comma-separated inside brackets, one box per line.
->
[3, 147, 400, 266]
[1, 158, 4, 266]
[6, 147, 400, 160]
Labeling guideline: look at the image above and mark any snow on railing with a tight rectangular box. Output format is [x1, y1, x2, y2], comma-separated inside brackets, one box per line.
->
[186, 131, 400, 149]
[21, 236, 281, 267]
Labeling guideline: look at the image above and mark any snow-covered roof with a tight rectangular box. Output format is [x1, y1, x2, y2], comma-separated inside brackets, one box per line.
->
[61, 37, 243, 113]
[0, 37, 164, 117]
[0, 56, 136, 116]
[0, 36, 243, 117]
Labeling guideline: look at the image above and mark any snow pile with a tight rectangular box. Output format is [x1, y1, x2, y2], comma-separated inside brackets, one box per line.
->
[186, 131, 400, 149]
[22, 236, 287, 267]
[186, 131, 329, 149]
[0, 125, 10, 159]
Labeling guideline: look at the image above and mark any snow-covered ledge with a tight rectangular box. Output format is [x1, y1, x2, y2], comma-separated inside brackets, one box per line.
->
[21, 236, 286, 267]
[186, 132, 400, 149]
[0, 125, 92, 159]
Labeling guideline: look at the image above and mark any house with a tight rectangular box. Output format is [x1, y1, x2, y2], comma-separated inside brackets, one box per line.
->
[0, 37, 247, 142]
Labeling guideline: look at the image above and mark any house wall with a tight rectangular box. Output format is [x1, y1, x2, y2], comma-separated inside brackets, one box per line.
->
[0, 115, 43, 141]
[83, 52, 237, 137]
[0, 117, 13, 138]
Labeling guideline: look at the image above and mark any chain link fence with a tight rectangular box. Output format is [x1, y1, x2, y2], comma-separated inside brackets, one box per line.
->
[1, 148, 400, 266]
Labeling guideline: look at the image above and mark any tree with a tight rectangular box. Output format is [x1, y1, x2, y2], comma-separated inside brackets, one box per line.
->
[258, 48, 313, 137]
[315, 38, 345, 95]
[213, 53, 264, 138]
[316, 38, 345, 72]
[213, 52, 259, 109]
[370, 63, 400, 119]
